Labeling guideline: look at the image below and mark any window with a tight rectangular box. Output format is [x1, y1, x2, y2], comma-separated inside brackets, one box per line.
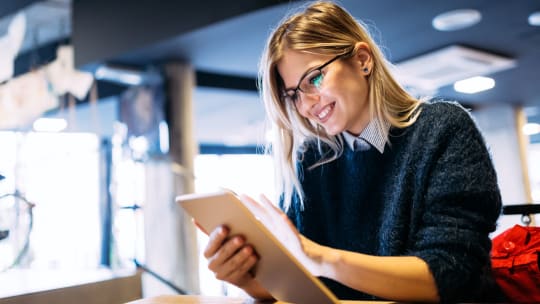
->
[0, 131, 102, 272]
[194, 153, 275, 296]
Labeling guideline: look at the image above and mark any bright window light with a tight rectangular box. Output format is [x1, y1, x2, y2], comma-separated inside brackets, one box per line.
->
[523, 123, 540, 135]
[454, 76, 495, 94]
[33, 118, 68, 132]
[0, 131, 101, 273]
[194, 154, 275, 296]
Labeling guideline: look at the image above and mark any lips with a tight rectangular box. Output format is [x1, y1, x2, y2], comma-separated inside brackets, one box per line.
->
[316, 102, 335, 122]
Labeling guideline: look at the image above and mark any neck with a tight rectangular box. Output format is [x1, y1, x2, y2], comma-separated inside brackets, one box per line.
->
[347, 106, 372, 136]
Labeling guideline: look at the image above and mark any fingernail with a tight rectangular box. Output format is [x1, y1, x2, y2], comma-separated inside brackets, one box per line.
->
[219, 226, 227, 234]
[235, 236, 243, 245]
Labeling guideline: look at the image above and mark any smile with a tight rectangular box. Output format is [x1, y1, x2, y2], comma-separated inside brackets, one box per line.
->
[317, 102, 335, 121]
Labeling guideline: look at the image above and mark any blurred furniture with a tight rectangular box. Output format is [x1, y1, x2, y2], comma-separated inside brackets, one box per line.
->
[0, 269, 141, 304]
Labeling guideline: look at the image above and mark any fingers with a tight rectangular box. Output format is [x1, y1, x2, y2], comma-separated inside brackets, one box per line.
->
[259, 194, 287, 220]
[203, 225, 258, 286]
[227, 250, 258, 283]
[207, 235, 245, 270]
[259, 194, 274, 208]
[203, 226, 228, 259]
[214, 244, 258, 282]
[259, 194, 298, 233]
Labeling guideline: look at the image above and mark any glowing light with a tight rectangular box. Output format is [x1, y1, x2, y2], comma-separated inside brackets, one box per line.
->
[454, 76, 495, 94]
[433, 9, 481, 31]
[33, 118, 67, 132]
[95, 66, 143, 86]
[522, 123, 540, 135]
[528, 12, 540, 26]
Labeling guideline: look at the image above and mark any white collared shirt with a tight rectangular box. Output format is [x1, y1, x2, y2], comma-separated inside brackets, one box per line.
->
[341, 119, 390, 153]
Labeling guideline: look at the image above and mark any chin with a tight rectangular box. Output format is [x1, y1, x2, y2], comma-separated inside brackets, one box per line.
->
[321, 126, 342, 136]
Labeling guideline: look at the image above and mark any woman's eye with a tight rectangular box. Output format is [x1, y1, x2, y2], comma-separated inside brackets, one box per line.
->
[309, 72, 323, 88]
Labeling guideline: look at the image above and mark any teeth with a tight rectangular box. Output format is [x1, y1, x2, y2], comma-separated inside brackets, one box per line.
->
[318, 105, 332, 120]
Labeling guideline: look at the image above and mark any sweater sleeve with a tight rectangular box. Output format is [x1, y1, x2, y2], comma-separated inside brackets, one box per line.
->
[408, 103, 502, 303]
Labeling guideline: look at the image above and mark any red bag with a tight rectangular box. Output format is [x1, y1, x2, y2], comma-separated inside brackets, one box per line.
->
[491, 224, 540, 302]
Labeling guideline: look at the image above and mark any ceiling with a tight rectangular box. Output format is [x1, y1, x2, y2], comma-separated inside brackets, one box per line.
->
[1, 0, 540, 146]
[105, 1, 540, 106]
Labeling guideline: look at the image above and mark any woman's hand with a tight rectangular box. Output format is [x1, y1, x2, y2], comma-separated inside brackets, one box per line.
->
[201, 224, 273, 300]
[239, 194, 330, 277]
[203, 225, 258, 288]
[237, 195, 440, 302]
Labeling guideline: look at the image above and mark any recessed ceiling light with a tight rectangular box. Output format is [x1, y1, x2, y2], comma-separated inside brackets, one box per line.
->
[454, 76, 495, 94]
[432, 9, 482, 31]
[529, 12, 540, 26]
[394, 45, 514, 93]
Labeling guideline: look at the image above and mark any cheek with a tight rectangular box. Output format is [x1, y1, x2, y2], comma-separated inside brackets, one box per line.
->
[339, 72, 369, 101]
[294, 101, 311, 119]
[324, 67, 359, 97]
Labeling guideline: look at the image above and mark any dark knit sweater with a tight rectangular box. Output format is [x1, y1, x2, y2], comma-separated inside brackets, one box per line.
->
[285, 101, 504, 302]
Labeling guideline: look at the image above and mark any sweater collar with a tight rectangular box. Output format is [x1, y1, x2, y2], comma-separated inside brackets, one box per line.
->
[342, 119, 390, 154]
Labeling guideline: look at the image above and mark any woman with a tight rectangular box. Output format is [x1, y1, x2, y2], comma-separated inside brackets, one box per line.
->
[203, 1, 504, 302]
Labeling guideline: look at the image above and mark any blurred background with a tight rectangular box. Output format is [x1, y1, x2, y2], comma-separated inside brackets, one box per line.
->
[0, 1, 539, 303]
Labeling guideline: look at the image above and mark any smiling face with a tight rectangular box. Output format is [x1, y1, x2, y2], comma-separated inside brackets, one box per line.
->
[276, 44, 373, 136]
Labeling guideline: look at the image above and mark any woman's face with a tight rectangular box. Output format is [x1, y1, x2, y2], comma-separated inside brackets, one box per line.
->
[277, 45, 372, 136]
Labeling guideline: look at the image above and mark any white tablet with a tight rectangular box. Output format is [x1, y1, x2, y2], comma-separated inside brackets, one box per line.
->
[177, 190, 339, 304]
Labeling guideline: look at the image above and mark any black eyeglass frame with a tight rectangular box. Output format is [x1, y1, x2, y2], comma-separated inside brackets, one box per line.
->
[281, 50, 354, 104]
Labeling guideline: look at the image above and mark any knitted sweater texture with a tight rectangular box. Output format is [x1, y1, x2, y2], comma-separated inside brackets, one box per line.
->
[285, 101, 503, 302]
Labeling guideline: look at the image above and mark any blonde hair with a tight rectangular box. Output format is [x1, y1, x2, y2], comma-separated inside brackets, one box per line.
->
[258, 1, 422, 210]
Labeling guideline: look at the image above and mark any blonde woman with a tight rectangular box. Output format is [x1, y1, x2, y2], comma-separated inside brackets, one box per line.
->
[203, 1, 504, 302]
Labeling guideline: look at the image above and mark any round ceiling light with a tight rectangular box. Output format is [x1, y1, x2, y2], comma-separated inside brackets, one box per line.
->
[529, 12, 540, 26]
[432, 9, 482, 31]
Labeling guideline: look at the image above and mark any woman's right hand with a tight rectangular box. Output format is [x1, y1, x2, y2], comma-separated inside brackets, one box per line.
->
[203, 225, 259, 289]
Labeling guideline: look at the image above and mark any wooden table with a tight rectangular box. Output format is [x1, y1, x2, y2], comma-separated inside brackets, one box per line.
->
[126, 295, 393, 304]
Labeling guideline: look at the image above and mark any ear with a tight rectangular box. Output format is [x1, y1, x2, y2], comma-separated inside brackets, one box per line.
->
[353, 42, 373, 75]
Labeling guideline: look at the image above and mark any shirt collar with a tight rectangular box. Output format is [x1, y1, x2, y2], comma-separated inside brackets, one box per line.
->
[342, 119, 390, 154]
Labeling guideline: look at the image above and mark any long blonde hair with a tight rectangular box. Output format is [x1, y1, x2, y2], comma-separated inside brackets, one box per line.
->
[258, 1, 422, 210]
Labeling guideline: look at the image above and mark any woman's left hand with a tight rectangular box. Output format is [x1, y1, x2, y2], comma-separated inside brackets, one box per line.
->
[238, 194, 332, 277]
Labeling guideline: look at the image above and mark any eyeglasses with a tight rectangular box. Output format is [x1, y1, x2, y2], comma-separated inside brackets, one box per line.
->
[282, 50, 352, 104]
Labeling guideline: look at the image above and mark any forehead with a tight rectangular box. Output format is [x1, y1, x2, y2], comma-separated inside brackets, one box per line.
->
[276, 50, 329, 88]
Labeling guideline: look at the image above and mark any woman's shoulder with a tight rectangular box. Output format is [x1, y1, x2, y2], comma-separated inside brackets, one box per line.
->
[420, 98, 472, 119]
[416, 98, 476, 128]
[393, 98, 481, 143]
